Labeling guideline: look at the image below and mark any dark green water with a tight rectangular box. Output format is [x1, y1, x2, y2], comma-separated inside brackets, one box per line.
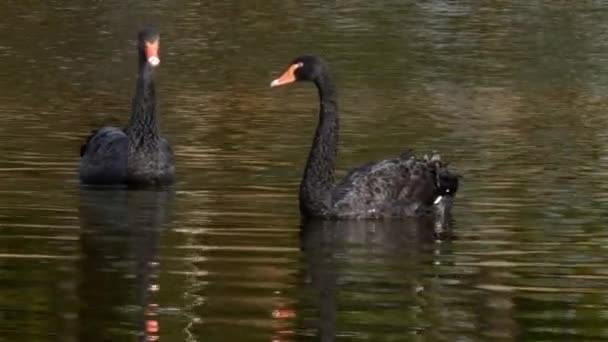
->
[2, 1, 608, 341]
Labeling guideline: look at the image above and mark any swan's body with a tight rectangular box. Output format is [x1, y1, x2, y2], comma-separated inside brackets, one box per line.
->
[271, 55, 458, 220]
[79, 28, 174, 186]
[330, 153, 457, 219]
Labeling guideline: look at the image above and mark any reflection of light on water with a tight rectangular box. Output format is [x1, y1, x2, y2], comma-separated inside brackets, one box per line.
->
[146, 319, 159, 341]
[182, 237, 206, 342]
[272, 308, 296, 319]
[271, 308, 296, 342]
[145, 261, 160, 342]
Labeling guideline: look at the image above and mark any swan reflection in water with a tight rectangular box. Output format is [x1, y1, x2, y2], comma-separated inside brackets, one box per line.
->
[78, 187, 174, 342]
[291, 217, 455, 341]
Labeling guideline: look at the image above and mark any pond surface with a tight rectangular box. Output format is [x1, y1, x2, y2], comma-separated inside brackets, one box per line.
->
[2, 1, 608, 341]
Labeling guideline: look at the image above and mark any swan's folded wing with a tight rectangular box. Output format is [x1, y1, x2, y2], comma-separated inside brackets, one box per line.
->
[331, 156, 444, 218]
[79, 127, 128, 184]
[80, 127, 127, 157]
[331, 158, 406, 217]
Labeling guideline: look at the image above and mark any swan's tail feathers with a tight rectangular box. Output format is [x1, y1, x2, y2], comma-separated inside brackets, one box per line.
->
[428, 155, 459, 232]
[423, 151, 442, 163]
[398, 149, 414, 161]
[401, 150, 442, 164]
[422, 151, 459, 197]
[436, 168, 459, 196]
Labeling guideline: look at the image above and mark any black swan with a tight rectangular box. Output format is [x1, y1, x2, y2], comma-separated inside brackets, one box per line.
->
[270, 55, 459, 220]
[79, 28, 174, 186]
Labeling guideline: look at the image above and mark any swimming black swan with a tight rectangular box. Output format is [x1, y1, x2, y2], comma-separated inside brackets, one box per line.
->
[270, 55, 459, 220]
[79, 28, 174, 186]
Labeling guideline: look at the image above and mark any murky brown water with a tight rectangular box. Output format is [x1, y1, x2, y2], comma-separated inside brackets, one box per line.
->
[2, 1, 608, 341]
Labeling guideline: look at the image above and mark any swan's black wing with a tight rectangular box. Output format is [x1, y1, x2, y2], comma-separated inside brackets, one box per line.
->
[331, 152, 457, 219]
[79, 127, 128, 184]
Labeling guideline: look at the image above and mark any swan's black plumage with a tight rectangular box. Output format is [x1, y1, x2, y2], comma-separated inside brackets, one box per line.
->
[271, 55, 459, 220]
[79, 28, 174, 186]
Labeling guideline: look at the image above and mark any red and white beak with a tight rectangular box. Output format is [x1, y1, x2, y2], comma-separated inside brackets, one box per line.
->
[145, 40, 160, 67]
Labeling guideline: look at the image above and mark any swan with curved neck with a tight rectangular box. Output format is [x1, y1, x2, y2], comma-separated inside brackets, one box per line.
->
[271, 55, 458, 220]
[79, 28, 174, 186]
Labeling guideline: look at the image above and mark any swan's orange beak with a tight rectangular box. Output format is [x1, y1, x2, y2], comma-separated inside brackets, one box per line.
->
[270, 63, 300, 87]
[146, 40, 160, 67]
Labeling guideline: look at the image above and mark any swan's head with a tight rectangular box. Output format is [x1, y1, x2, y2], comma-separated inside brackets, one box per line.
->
[270, 55, 328, 87]
[138, 28, 160, 67]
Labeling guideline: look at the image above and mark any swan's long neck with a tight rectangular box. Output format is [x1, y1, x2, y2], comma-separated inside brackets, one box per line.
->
[299, 73, 339, 216]
[126, 59, 159, 145]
